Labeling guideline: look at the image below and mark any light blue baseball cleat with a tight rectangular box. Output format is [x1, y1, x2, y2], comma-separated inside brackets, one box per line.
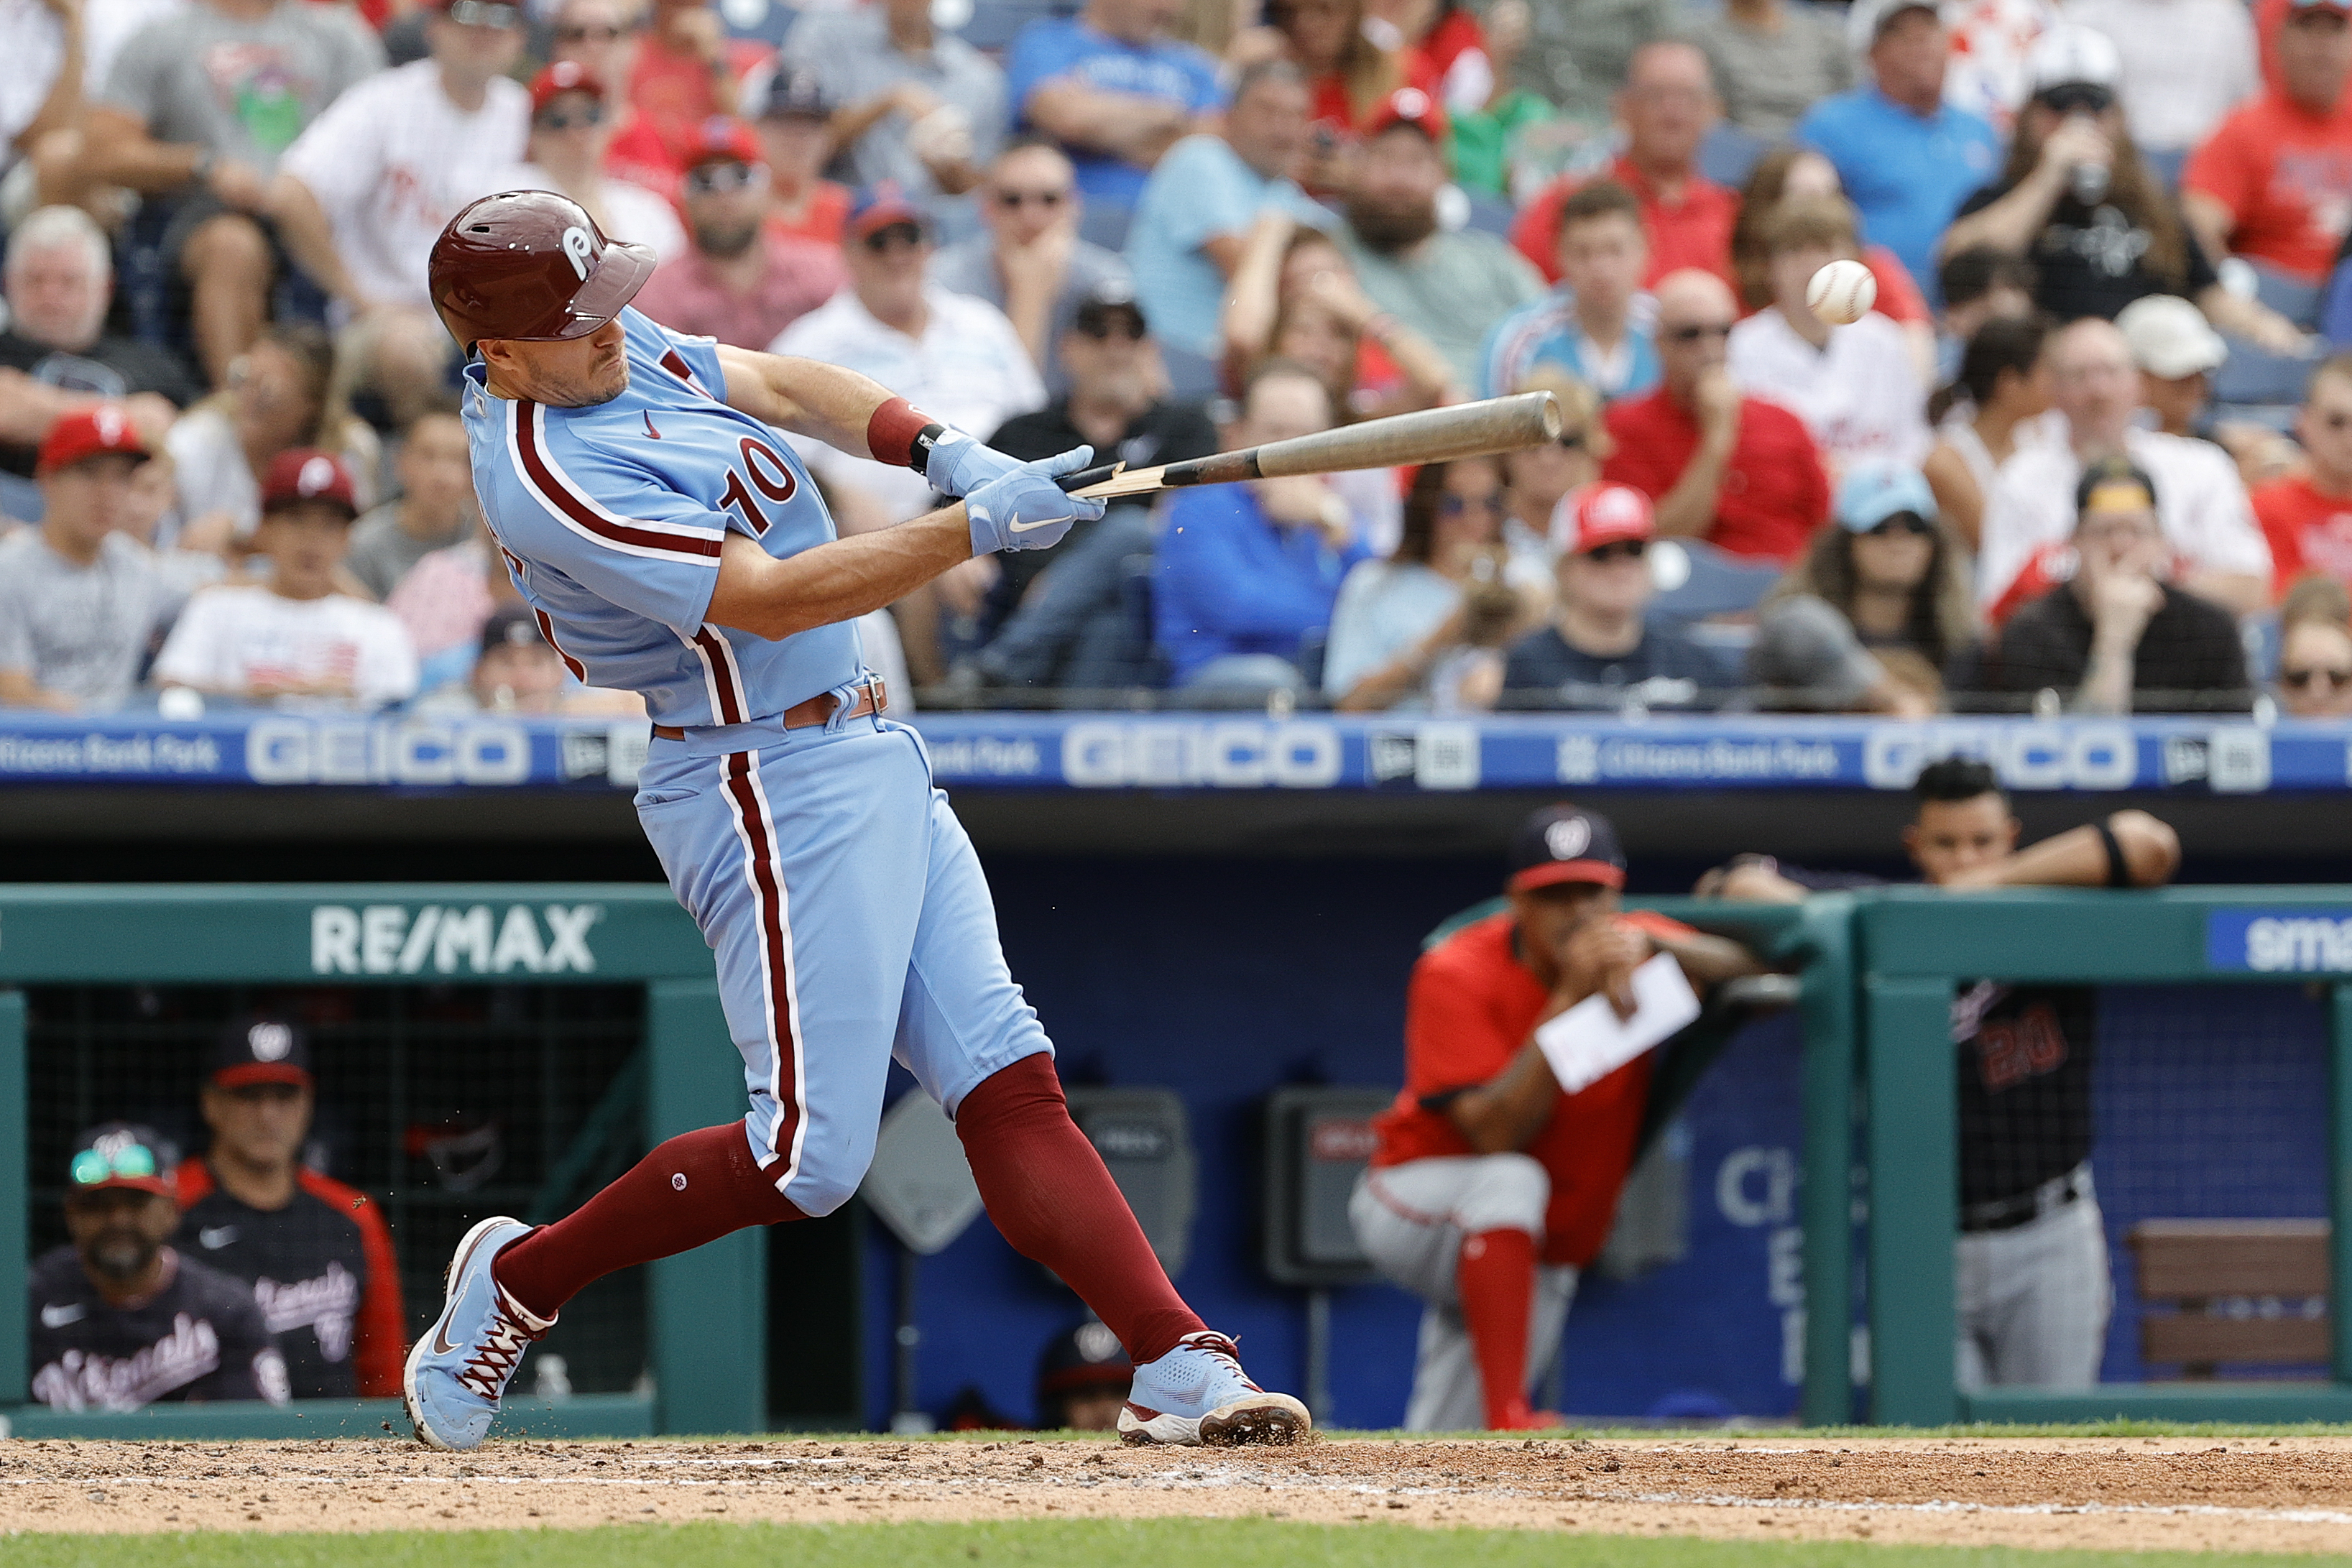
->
[404, 1216, 551, 1451]
[1117, 1331, 1311, 1447]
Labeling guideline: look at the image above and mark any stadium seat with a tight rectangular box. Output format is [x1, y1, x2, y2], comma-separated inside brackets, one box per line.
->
[2126, 1219, 2330, 1376]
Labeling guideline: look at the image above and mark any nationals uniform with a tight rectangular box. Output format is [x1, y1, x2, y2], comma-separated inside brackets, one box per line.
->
[462, 304, 1053, 1212]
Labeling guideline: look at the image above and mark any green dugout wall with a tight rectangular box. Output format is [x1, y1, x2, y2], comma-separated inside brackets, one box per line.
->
[4, 882, 2352, 1434]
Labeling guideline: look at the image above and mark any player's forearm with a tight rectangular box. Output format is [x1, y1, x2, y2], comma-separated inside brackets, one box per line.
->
[714, 345, 900, 455]
[705, 511, 971, 640]
[1447, 1040, 1560, 1154]
[1650, 928, 1766, 988]
[1956, 810, 2181, 890]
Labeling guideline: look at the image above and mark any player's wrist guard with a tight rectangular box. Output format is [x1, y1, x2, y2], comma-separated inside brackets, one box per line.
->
[867, 397, 942, 471]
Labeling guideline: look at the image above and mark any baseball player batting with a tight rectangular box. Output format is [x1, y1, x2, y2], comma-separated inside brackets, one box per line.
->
[402, 190, 1309, 1451]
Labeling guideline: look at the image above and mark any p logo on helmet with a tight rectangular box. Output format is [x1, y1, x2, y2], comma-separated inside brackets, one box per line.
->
[561, 226, 594, 281]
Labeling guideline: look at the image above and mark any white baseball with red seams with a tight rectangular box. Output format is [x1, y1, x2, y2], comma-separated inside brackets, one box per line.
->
[1806, 259, 1878, 326]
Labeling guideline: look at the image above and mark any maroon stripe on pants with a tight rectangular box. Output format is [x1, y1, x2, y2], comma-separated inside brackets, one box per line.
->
[721, 750, 801, 1171]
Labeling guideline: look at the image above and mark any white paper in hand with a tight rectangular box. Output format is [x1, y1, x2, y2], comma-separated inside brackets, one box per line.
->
[1531, 952, 1702, 1094]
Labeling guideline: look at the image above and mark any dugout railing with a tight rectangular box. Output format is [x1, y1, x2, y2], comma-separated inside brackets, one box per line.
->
[0, 884, 775, 1439]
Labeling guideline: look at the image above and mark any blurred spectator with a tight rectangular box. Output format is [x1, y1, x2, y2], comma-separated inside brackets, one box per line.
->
[2276, 595, 2352, 716]
[2116, 292, 2228, 443]
[1500, 370, 1610, 561]
[0, 0, 81, 218]
[2069, 0, 2259, 162]
[1512, 42, 1737, 292]
[1679, 0, 1852, 142]
[30, 1123, 289, 1412]
[517, 62, 688, 262]
[0, 407, 175, 713]
[389, 518, 521, 690]
[1944, 25, 2307, 352]
[1977, 318, 2271, 618]
[781, 0, 1003, 213]
[1934, 246, 2039, 383]
[167, 323, 379, 546]
[1505, 0, 1679, 142]
[172, 1016, 405, 1401]
[1220, 215, 1456, 418]
[627, 0, 767, 170]
[1794, 0, 2001, 305]
[81, 0, 384, 386]
[1976, 455, 2251, 712]
[1364, 0, 1494, 119]
[932, 139, 1132, 387]
[0, 207, 198, 489]
[773, 187, 1043, 525]
[154, 450, 419, 708]
[1325, 456, 1533, 711]
[750, 67, 852, 245]
[548, 0, 675, 196]
[1503, 481, 1719, 709]
[1035, 1319, 1130, 1431]
[418, 604, 646, 714]
[1340, 95, 1541, 384]
[1442, 0, 1558, 200]
[1936, 0, 2060, 137]
[2254, 352, 2352, 597]
[2183, 0, 2352, 292]
[1727, 195, 1932, 471]
[1751, 462, 1973, 714]
[1262, 0, 1435, 185]
[632, 117, 846, 349]
[1602, 268, 1832, 566]
[1153, 359, 1373, 695]
[980, 280, 1218, 637]
[346, 408, 475, 601]
[1924, 313, 2054, 551]
[1005, 0, 1225, 213]
[1125, 60, 1325, 359]
[1478, 180, 1657, 402]
[1731, 149, 1935, 382]
[271, 0, 530, 432]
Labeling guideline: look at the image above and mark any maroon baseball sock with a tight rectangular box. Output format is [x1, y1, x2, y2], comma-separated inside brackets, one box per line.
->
[954, 1054, 1205, 1365]
[1457, 1227, 1540, 1429]
[493, 1122, 804, 1320]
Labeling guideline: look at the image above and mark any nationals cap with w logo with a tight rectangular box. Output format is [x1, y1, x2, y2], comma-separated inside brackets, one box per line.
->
[429, 189, 656, 354]
[1506, 803, 1627, 893]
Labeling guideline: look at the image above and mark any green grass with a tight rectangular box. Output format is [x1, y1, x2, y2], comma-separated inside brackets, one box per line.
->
[1, 1520, 2342, 1567]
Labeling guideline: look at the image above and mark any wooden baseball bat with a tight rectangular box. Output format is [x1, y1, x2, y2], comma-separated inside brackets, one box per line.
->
[1054, 392, 1562, 501]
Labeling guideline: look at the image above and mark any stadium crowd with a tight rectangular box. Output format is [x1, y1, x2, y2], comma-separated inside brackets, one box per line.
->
[5, 0, 2352, 718]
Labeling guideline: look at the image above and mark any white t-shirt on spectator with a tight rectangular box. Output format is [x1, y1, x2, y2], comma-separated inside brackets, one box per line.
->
[2067, 0, 2259, 155]
[1727, 309, 1932, 473]
[512, 163, 688, 262]
[1975, 425, 2272, 609]
[770, 282, 1045, 520]
[165, 407, 380, 544]
[154, 584, 419, 707]
[0, 0, 64, 177]
[279, 60, 532, 308]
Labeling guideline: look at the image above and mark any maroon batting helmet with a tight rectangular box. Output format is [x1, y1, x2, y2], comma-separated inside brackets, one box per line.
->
[429, 189, 656, 354]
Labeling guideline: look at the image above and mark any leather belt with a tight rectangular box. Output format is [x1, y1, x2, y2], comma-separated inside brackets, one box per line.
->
[1960, 1163, 2090, 1234]
[652, 677, 887, 742]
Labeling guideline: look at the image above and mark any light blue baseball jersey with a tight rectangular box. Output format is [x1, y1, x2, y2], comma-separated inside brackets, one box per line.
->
[461, 307, 865, 726]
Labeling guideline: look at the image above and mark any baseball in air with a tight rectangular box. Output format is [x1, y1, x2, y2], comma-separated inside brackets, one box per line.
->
[1806, 259, 1877, 325]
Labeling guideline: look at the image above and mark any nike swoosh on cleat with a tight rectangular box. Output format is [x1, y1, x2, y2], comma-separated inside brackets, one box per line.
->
[430, 1230, 497, 1355]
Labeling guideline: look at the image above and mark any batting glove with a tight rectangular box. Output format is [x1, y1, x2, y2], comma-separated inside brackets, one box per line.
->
[965, 446, 1106, 555]
[923, 426, 1025, 499]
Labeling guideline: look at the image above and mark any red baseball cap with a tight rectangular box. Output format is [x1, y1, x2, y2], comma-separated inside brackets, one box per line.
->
[37, 404, 151, 474]
[261, 448, 359, 517]
[1365, 86, 1449, 144]
[847, 182, 925, 241]
[686, 116, 765, 170]
[530, 60, 604, 114]
[1554, 481, 1655, 555]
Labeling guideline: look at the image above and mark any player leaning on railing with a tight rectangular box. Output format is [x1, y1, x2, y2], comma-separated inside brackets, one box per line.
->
[401, 189, 1307, 1451]
[1698, 755, 2180, 1388]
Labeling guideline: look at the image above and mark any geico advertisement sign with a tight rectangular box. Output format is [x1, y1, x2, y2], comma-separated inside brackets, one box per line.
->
[1863, 721, 2141, 790]
[312, 903, 602, 974]
[1059, 719, 1344, 788]
[246, 718, 532, 785]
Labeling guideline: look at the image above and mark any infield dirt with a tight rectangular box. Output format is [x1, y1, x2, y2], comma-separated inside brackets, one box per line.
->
[6, 1435, 2352, 1554]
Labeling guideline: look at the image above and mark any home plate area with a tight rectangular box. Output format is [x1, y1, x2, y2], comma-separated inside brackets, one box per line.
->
[6, 1436, 2352, 1553]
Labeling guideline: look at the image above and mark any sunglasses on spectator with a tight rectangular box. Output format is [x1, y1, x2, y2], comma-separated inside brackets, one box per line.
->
[446, 0, 521, 27]
[2037, 83, 2114, 116]
[2283, 665, 2352, 690]
[684, 162, 762, 196]
[555, 21, 629, 40]
[1863, 512, 1937, 538]
[1663, 323, 1732, 343]
[538, 103, 607, 132]
[71, 1143, 159, 1189]
[1441, 494, 1505, 517]
[862, 221, 926, 252]
[1584, 540, 1648, 563]
[995, 188, 1068, 210]
[1076, 317, 1145, 341]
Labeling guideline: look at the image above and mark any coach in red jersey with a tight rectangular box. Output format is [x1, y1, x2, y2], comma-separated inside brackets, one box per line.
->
[173, 1018, 407, 1400]
[1350, 804, 1763, 1430]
